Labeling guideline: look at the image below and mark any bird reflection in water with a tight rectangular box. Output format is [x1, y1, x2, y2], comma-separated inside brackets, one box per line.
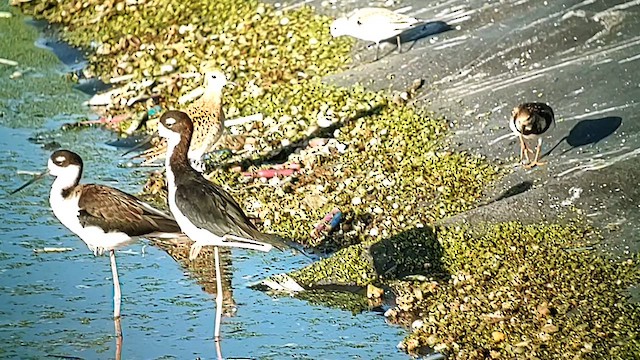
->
[152, 238, 238, 314]
[151, 237, 234, 360]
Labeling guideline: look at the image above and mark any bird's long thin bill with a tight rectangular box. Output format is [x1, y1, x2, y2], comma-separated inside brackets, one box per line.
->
[121, 133, 155, 157]
[10, 170, 49, 195]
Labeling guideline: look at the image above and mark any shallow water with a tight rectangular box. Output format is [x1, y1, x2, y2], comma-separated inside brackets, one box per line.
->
[0, 7, 408, 360]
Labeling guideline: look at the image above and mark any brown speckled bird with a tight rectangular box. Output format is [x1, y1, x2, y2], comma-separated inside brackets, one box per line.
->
[510, 102, 555, 168]
[139, 68, 228, 171]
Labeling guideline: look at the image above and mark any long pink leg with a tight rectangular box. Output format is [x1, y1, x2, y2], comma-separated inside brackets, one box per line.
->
[114, 317, 123, 360]
[214, 246, 223, 342]
[110, 250, 122, 322]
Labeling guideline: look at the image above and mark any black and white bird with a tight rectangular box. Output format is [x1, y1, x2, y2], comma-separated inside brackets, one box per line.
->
[510, 103, 555, 168]
[11, 150, 181, 325]
[156, 110, 289, 340]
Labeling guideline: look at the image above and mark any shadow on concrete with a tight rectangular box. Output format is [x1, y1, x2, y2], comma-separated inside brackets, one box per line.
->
[545, 116, 623, 157]
[492, 180, 533, 202]
[375, 21, 453, 59]
[400, 20, 452, 44]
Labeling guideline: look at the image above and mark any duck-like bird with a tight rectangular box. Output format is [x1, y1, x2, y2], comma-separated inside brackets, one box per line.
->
[11, 150, 181, 325]
[330, 7, 424, 60]
[138, 68, 229, 171]
[510, 103, 555, 168]
[156, 110, 288, 340]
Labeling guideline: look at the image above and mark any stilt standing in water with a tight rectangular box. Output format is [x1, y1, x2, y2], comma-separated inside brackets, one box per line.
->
[11, 150, 181, 334]
[156, 110, 288, 340]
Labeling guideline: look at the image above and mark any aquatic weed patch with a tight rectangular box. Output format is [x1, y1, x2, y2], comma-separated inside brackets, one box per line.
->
[207, 86, 500, 248]
[387, 222, 639, 359]
[0, 2, 86, 128]
[16, 0, 352, 99]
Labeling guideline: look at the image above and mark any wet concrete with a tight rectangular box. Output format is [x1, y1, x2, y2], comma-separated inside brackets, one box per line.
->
[275, 0, 640, 257]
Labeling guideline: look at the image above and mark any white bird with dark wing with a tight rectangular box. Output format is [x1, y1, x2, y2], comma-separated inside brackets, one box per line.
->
[330, 7, 425, 60]
[510, 102, 555, 168]
[156, 110, 289, 340]
[137, 68, 229, 171]
[11, 150, 181, 326]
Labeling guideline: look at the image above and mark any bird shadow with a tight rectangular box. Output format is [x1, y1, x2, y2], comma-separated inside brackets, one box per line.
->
[289, 227, 448, 314]
[400, 21, 453, 44]
[492, 181, 533, 202]
[217, 104, 386, 171]
[368, 226, 447, 280]
[544, 116, 622, 157]
[378, 21, 452, 57]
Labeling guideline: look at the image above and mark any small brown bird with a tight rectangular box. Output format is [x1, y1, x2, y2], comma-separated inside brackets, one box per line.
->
[139, 67, 229, 171]
[510, 103, 555, 168]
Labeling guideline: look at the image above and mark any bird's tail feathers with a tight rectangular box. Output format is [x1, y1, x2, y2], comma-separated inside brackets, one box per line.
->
[259, 233, 320, 260]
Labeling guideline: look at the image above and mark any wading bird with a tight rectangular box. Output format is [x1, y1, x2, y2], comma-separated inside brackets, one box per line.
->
[11, 150, 181, 333]
[156, 110, 289, 340]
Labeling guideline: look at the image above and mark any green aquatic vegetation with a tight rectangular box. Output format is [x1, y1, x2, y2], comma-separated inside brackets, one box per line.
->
[0, 2, 86, 128]
[16, 0, 352, 97]
[391, 222, 640, 359]
[207, 88, 500, 249]
[295, 290, 371, 314]
[289, 242, 376, 287]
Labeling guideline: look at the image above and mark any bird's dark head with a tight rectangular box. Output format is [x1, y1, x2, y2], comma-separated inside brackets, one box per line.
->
[48, 150, 83, 178]
[158, 110, 194, 143]
[10, 149, 83, 195]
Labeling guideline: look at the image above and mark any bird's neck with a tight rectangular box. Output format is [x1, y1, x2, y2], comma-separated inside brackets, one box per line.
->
[199, 87, 222, 105]
[165, 133, 193, 176]
[51, 171, 80, 199]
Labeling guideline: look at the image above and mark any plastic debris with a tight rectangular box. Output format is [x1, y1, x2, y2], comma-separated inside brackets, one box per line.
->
[242, 162, 301, 178]
[311, 207, 342, 238]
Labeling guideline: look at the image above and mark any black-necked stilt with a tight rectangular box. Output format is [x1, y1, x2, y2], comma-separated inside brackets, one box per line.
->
[138, 67, 229, 171]
[12, 150, 182, 326]
[510, 103, 555, 168]
[156, 110, 288, 340]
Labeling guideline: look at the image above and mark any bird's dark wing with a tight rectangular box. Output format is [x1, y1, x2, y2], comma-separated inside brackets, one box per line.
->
[526, 103, 555, 135]
[77, 184, 181, 236]
[174, 175, 287, 250]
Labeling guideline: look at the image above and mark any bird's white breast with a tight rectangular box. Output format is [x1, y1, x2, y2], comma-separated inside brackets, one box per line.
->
[49, 183, 132, 255]
[49, 186, 83, 236]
